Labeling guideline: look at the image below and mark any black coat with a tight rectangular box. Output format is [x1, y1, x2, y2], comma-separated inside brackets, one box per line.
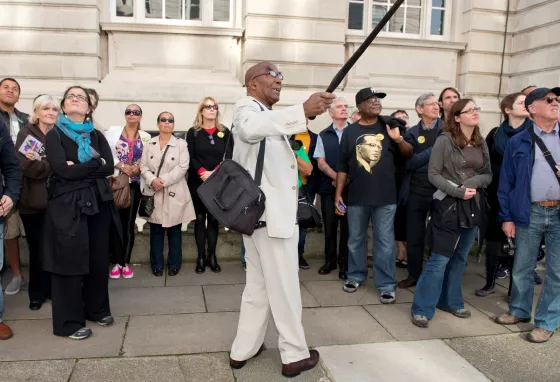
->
[0, 119, 22, 221]
[43, 127, 123, 275]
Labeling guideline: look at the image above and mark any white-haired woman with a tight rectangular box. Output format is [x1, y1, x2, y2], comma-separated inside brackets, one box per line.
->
[15, 95, 59, 311]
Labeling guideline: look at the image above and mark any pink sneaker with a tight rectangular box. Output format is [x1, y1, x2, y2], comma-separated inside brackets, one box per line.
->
[109, 264, 122, 279]
[122, 265, 134, 279]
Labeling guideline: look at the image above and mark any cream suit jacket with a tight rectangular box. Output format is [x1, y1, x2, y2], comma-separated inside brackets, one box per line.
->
[232, 96, 307, 239]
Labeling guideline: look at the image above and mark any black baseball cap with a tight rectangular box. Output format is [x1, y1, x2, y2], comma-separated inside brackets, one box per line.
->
[524, 87, 560, 108]
[355, 87, 387, 105]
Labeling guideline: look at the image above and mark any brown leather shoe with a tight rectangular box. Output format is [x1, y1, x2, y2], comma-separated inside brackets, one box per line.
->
[527, 328, 554, 343]
[229, 344, 265, 369]
[495, 312, 531, 325]
[398, 278, 416, 289]
[282, 349, 320, 378]
[0, 322, 13, 340]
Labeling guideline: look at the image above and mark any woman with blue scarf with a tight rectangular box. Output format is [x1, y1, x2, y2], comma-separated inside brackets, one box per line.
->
[43, 86, 123, 340]
[475, 92, 531, 297]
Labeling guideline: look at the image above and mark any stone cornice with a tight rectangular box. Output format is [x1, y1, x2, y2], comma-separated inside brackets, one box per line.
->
[345, 36, 466, 52]
[100, 22, 244, 37]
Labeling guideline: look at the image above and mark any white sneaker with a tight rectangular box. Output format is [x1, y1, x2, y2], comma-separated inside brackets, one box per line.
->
[5, 277, 24, 295]
[380, 291, 396, 304]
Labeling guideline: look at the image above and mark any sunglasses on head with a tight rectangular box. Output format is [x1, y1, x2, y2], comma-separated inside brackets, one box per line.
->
[159, 117, 174, 123]
[202, 104, 218, 111]
[125, 109, 142, 116]
[544, 96, 560, 104]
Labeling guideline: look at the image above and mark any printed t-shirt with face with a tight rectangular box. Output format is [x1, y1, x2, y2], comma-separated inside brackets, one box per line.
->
[337, 120, 400, 206]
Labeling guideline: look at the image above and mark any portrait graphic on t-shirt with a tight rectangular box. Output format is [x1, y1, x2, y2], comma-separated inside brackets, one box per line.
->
[356, 134, 383, 174]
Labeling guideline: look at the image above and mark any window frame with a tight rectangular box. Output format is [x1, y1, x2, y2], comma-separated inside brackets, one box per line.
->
[347, 0, 451, 41]
[110, 0, 235, 28]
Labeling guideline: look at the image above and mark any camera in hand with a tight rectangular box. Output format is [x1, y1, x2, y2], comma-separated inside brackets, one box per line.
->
[290, 139, 303, 151]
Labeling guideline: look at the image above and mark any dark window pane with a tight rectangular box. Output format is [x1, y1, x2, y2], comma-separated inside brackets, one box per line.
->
[213, 0, 230, 22]
[117, 0, 134, 17]
[431, 9, 444, 34]
[388, 7, 405, 33]
[432, 0, 445, 7]
[145, 0, 162, 18]
[187, 0, 200, 20]
[406, 7, 421, 34]
[166, 0, 182, 19]
[372, 5, 388, 31]
[348, 3, 364, 30]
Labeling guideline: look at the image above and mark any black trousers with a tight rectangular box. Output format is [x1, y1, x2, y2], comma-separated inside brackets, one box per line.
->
[192, 185, 219, 257]
[20, 212, 51, 303]
[112, 182, 141, 264]
[320, 194, 348, 270]
[51, 204, 111, 337]
[406, 192, 433, 281]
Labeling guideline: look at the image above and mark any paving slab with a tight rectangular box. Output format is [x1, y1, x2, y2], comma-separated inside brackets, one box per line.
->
[0, 359, 75, 382]
[232, 349, 331, 382]
[123, 312, 239, 356]
[109, 264, 166, 288]
[265, 306, 394, 349]
[203, 283, 319, 313]
[2, 293, 52, 320]
[303, 280, 413, 307]
[363, 303, 510, 341]
[465, 294, 536, 332]
[165, 262, 247, 286]
[494, 273, 543, 295]
[110, 285, 206, 317]
[317, 340, 489, 382]
[178, 352, 235, 382]
[296, 261, 341, 282]
[71, 357, 185, 382]
[0, 318, 126, 361]
[446, 333, 560, 382]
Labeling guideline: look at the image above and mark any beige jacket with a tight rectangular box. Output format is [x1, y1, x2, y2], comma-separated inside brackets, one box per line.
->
[232, 96, 307, 239]
[140, 135, 195, 228]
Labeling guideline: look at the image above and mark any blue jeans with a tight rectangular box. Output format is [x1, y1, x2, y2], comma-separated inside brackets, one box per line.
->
[240, 241, 246, 264]
[0, 223, 4, 323]
[149, 223, 182, 270]
[511, 204, 560, 332]
[411, 227, 478, 320]
[347, 204, 397, 292]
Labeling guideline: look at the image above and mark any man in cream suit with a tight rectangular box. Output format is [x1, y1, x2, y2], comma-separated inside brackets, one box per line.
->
[229, 61, 334, 378]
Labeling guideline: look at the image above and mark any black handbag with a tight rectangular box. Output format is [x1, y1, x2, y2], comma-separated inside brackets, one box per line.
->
[139, 145, 170, 218]
[297, 187, 322, 229]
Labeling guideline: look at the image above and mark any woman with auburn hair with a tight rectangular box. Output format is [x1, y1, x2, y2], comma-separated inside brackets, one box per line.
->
[187, 97, 232, 274]
[411, 98, 492, 329]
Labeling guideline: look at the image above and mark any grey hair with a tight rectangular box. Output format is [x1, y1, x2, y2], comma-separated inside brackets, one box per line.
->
[28, 95, 60, 125]
[415, 92, 436, 109]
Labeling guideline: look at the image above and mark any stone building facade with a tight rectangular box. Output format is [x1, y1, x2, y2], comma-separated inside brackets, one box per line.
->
[0, 0, 558, 134]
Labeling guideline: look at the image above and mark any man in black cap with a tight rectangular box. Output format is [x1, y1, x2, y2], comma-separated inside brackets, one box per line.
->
[496, 87, 560, 343]
[335, 88, 412, 303]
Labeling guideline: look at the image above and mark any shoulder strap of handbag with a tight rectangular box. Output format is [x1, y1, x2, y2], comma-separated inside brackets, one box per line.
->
[528, 126, 560, 186]
[156, 145, 170, 178]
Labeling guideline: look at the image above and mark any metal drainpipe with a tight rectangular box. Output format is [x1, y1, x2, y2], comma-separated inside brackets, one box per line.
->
[497, 0, 511, 122]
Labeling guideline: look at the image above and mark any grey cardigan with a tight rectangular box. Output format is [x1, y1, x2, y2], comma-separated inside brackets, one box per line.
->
[428, 133, 492, 199]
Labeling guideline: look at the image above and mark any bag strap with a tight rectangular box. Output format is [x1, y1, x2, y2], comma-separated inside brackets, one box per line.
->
[156, 145, 170, 178]
[528, 127, 560, 186]
[252, 100, 266, 186]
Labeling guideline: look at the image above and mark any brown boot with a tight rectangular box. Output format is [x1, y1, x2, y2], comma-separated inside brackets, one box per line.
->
[495, 312, 531, 325]
[527, 328, 554, 343]
[0, 322, 13, 340]
[282, 349, 320, 378]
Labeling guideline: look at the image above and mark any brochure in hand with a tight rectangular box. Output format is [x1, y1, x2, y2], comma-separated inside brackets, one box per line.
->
[19, 134, 45, 157]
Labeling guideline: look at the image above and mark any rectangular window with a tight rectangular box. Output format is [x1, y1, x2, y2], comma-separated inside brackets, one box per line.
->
[213, 0, 230, 22]
[348, 0, 364, 30]
[431, 0, 445, 35]
[116, 0, 134, 17]
[372, 0, 422, 34]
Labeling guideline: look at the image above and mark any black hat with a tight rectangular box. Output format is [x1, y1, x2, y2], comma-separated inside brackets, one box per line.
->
[355, 87, 387, 105]
[525, 87, 560, 108]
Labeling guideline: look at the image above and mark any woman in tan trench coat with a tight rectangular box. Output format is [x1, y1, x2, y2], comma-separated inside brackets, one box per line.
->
[140, 111, 195, 277]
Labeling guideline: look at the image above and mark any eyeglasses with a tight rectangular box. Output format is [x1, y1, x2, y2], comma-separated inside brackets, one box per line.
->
[65, 94, 87, 102]
[208, 135, 215, 145]
[460, 107, 482, 115]
[423, 102, 440, 108]
[202, 104, 219, 111]
[544, 96, 560, 104]
[364, 97, 382, 104]
[125, 109, 142, 116]
[159, 118, 175, 123]
[252, 70, 284, 81]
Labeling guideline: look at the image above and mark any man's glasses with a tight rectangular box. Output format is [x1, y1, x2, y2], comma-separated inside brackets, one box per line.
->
[202, 104, 219, 111]
[208, 135, 215, 145]
[159, 118, 174, 123]
[544, 96, 560, 104]
[460, 107, 482, 115]
[252, 70, 284, 81]
[364, 97, 382, 104]
[65, 94, 87, 102]
[423, 102, 440, 108]
[125, 109, 142, 116]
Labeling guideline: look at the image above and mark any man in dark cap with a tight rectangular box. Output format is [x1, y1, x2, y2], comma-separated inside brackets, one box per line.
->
[496, 87, 560, 343]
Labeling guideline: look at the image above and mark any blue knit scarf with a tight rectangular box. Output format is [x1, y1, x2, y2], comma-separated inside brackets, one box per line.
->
[57, 114, 94, 163]
[493, 117, 532, 157]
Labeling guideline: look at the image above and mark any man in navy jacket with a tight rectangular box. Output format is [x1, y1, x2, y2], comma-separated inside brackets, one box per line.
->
[398, 93, 443, 289]
[496, 87, 560, 343]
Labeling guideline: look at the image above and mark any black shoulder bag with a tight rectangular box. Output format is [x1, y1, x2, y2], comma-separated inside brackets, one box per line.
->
[139, 145, 170, 218]
[528, 127, 560, 186]
[197, 102, 266, 236]
[297, 186, 322, 229]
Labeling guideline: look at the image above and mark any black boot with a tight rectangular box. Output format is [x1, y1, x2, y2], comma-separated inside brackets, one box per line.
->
[195, 253, 206, 274]
[318, 262, 337, 275]
[208, 252, 221, 273]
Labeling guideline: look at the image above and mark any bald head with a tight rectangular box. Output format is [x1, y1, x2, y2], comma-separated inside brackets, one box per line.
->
[245, 61, 276, 87]
[244, 61, 283, 107]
